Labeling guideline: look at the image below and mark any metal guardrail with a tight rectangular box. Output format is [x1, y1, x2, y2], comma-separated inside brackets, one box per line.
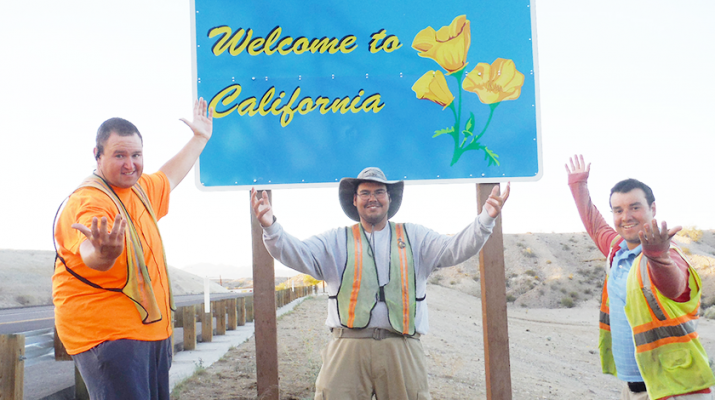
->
[22, 327, 55, 367]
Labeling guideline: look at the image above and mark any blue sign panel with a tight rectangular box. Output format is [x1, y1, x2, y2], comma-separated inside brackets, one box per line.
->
[192, 0, 541, 189]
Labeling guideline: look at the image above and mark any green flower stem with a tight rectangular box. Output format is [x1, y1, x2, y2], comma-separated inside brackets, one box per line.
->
[447, 69, 467, 166]
[470, 102, 499, 144]
[450, 102, 500, 166]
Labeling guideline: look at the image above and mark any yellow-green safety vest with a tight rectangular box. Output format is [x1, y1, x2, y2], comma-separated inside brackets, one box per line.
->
[335, 222, 417, 335]
[599, 240, 715, 399]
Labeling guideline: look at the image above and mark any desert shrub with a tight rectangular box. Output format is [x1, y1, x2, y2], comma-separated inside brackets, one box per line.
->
[516, 241, 525, 248]
[472, 274, 480, 282]
[569, 237, 578, 243]
[681, 247, 692, 255]
[560, 287, 567, 294]
[546, 260, 552, 264]
[561, 297, 575, 308]
[677, 226, 703, 242]
[450, 280, 457, 285]
[584, 288, 592, 295]
[522, 248, 536, 258]
[525, 269, 537, 277]
[506, 294, 516, 302]
[562, 244, 570, 251]
[538, 289, 545, 295]
[429, 275, 442, 285]
[569, 291, 579, 300]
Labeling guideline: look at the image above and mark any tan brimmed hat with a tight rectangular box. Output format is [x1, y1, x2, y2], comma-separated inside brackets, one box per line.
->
[338, 167, 404, 222]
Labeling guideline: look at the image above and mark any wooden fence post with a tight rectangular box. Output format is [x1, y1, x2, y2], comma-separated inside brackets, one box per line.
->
[202, 302, 213, 343]
[216, 300, 226, 336]
[246, 296, 254, 322]
[182, 305, 196, 351]
[74, 364, 89, 400]
[237, 297, 246, 326]
[0, 334, 24, 400]
[228, 298, 238, 330]
[53, 326, 72, 361]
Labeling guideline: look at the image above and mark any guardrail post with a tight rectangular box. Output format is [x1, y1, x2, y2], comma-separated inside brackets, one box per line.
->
[237, 298, 246, 326]
[202, 302, 213, 343]
[74, 363, 89, 400]
[0, 334, 24, 400]
[227, 298, 238, 330]
[53, 326, 72, 361]
[182, 305, 196, 351]
[175, 307, 184, 327]
[246, 296, 254, 322]
[216, 300, 226, 336]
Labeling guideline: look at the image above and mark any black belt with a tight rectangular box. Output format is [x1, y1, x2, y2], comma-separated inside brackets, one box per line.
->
[628, 381, 647, 393]
[330, 328, 420, 340]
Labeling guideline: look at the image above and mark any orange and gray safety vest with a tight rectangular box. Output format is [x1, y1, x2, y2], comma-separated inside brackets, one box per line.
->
[599, 237, 715, 398]
[334, 222, 418, 335]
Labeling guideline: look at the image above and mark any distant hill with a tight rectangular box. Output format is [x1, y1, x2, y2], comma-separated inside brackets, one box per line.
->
[3, 229, 713, 313]
[0, 249, 228, 309]
[180, 262, 252, 280]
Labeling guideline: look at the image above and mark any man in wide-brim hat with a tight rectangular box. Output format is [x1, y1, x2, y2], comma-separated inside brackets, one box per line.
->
[251, 167, 509, 400]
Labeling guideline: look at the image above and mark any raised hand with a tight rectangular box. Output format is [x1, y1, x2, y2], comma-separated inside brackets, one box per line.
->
[251, 188, 275, 227]
[639, 219, 682, 254]
[72, 214, 127, 271]
[180, 97, 213, 141]
[565, 154, 590, 176]
[483, 182, 510, 218]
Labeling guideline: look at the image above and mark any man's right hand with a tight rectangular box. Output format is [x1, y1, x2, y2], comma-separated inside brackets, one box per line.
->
[72, 214, 126, 271]
[565, 154, 590, 176]
[251, 188, 274, 227]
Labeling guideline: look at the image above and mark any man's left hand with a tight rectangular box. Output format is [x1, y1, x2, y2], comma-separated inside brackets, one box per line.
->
[639, 219, 681, 254]
[484, 182, 510, 218]
[180, 97, 213, 141]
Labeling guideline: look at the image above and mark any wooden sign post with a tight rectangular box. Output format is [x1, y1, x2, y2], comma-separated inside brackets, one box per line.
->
[477, 183, 512, 399]
[250, 190, 280, 399]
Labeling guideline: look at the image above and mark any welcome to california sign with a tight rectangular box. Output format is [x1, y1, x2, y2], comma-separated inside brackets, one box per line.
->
[192, 0, 541, 189]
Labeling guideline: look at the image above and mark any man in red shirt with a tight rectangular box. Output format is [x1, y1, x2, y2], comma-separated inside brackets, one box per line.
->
[566, 154, 714, 400]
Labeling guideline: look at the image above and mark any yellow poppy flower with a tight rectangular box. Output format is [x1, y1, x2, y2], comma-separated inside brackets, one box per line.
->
[412, 15, 470, 74]
[462, 58, 525, 104]
[412, 70, 454, 109]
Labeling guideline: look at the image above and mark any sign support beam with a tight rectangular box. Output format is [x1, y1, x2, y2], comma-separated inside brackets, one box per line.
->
[477, 183, 512, 399]
[250, 190, 279, 399]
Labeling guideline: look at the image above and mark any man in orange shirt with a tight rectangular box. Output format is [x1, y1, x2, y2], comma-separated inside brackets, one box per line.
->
[53, 98, 213, 400]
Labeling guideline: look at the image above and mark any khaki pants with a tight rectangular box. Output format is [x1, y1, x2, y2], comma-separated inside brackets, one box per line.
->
[621, 383, 714, 400]
[314, 336, 431, 400]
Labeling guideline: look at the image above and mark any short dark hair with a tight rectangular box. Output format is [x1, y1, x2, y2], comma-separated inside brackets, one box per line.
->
[95, 118, 143, 159]
[609, 178, 655, 208]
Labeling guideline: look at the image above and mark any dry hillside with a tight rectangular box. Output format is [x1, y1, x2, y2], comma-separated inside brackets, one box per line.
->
[2, 229, 714, 313]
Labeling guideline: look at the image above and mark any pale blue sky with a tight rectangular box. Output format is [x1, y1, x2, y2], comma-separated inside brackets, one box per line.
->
[1, 0, 713, 277]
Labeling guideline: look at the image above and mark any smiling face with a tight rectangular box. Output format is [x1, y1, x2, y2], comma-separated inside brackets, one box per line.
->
[95, 132, 144, 189]
[610, 188, 656, 249]
[353, 181, 391, 231]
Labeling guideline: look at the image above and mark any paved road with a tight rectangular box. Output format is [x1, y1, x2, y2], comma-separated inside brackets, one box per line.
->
[0, 292, 250, 335]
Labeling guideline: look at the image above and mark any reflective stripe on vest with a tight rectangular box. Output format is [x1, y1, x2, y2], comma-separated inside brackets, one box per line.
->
[631, 251, 699, 353]
[337, 222, 416, 334]
[624, 245, 715, 399]
[388, 223, 415, 335]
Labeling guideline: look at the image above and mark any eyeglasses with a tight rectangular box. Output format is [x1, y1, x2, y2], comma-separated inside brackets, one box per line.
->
[356, 189, 388, 200]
